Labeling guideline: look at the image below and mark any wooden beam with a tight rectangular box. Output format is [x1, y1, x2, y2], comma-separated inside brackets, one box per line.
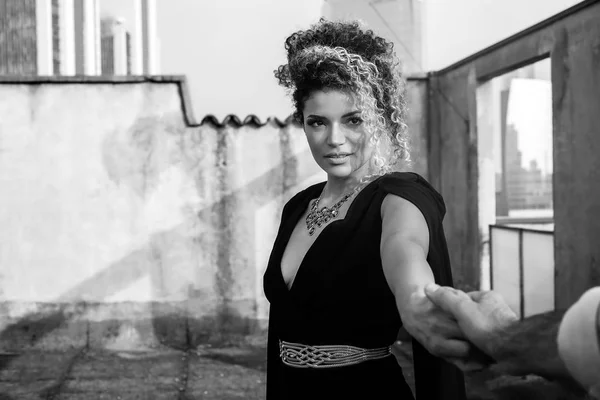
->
[434, 0, 600, 77]
[552, 18, 600, 309]
[428, 1, 600, 300]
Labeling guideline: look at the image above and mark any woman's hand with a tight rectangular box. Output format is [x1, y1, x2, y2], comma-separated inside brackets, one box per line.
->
[424, 285, 518, 357]
[402, 288, 472, 359]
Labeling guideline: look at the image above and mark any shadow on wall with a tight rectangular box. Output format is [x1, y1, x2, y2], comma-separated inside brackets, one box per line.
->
[0, 114, 319, 359]
[0, 353, 17, 398]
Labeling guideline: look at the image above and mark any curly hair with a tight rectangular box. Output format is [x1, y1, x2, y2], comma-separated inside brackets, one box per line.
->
[274, 19, 411, 174]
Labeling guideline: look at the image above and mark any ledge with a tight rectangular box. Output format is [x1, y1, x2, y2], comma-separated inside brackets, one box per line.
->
[0, 73, 427, 128]
[0, 75, 298, 128]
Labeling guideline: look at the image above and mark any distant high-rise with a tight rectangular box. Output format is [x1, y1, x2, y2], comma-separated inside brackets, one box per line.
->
[0, 0, 157, 76]
[497, 86, 553, 216]
[101, 17, 131, 75]
[503, 121, 553, 212]
[100, 19, 115, 75]
[51, 0, 60, 73]
[0, 0, 37, 75]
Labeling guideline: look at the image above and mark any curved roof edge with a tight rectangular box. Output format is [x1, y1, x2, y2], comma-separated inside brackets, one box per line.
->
[199, 114, 298, 128]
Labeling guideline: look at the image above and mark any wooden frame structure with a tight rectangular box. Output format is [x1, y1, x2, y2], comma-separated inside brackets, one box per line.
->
[426, 0, 600, 308]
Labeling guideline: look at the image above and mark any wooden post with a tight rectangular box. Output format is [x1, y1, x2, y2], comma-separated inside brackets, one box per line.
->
[475, 72, 497, 291]
[552, 20, 600, 309]
[466, 66, 481, 291]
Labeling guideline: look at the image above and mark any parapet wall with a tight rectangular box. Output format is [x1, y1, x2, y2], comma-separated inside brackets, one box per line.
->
[0, 76, 428, 350]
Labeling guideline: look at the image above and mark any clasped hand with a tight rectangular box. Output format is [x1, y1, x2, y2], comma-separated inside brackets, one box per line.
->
[401, 285, 516, 371]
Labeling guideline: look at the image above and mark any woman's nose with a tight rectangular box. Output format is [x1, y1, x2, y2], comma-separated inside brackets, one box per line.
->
[326, 123, 346, 146]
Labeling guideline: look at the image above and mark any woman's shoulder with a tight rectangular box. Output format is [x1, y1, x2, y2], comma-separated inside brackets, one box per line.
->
[377, 171, 430, 186]
[376, 172, 446, 218]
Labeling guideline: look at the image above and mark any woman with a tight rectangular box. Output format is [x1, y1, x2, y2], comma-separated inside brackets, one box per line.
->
[263, 19, 467, 399]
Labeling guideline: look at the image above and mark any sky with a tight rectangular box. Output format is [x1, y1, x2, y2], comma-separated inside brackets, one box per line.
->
[422, 0, 583, 69]
[507, 78, 553, 174]
[98, 0, 583, 120]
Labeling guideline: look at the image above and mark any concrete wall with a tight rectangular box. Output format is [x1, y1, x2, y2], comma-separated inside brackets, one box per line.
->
[0, 76, 428, 351]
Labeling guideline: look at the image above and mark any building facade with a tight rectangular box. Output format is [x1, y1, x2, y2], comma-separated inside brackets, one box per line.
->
[0, 0, 156, 76]
[0, 0, 37, 75]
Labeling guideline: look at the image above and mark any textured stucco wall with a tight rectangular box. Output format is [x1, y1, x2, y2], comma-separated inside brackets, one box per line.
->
[0, 77, 427, 350]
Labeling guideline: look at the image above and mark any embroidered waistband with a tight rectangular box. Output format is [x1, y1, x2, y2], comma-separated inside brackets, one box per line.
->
[279, 340, 392, 369]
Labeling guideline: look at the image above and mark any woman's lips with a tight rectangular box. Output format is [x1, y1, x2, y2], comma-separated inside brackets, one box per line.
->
[325, 153, 351, 164]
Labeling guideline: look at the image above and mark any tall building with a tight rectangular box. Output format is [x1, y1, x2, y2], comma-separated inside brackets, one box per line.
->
[502, 121, 553, 213]
[0, 0, 156, 76]
[0, 0, 37, 75]
[51, 0, 60, 73]
[101, 17, 131, 75]
[497, 85, 553, 216]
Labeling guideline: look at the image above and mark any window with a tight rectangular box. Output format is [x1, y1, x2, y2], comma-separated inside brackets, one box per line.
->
[480, 59, 554, 226]
[478, 58, 555, 315]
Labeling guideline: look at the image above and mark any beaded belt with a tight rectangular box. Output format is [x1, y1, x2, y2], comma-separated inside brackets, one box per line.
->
[279, 340, 392, 369]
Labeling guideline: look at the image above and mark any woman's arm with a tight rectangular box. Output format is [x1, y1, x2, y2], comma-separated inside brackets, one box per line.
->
[379, 194, 470, 360]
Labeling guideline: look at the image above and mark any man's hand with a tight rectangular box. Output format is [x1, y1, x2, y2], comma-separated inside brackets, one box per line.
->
[424, 284, 519, 357]
[401, 288, 473, 360]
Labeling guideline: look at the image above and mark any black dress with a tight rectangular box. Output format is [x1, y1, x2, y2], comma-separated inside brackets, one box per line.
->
[263, 172, 466, 399]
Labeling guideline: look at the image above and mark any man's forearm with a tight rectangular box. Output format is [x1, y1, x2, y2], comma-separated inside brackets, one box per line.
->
[488, 310, 574, 382]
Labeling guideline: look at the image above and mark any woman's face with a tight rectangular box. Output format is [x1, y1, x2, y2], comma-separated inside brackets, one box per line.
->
[302, 89, 374, 181]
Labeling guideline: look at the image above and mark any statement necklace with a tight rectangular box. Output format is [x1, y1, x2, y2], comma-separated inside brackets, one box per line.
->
[305, 189, 357, 236]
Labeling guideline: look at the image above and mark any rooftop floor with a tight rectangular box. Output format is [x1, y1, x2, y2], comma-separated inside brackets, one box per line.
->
[0, 340, 587, 400]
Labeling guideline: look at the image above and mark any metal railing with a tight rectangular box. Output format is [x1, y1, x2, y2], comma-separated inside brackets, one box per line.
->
[489, 224, 554, 319]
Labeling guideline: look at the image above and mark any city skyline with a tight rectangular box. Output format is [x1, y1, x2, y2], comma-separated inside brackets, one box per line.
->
[493, 68, 554, 217]
[499, 77, 554, 175]
[0, 0, 157, 76]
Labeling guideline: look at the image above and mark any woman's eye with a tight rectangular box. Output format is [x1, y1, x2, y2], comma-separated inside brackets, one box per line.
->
[307, 120, 324, 127]
[348, 117, 363, 125]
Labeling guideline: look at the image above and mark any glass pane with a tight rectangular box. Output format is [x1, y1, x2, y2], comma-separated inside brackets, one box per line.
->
[522, 231, 554, 317]
[490, 227, 521, 317]
[477, 59, 554, 294]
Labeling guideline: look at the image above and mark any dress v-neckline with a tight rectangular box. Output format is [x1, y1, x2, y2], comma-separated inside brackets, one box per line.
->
[278, 176, 383, 293]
